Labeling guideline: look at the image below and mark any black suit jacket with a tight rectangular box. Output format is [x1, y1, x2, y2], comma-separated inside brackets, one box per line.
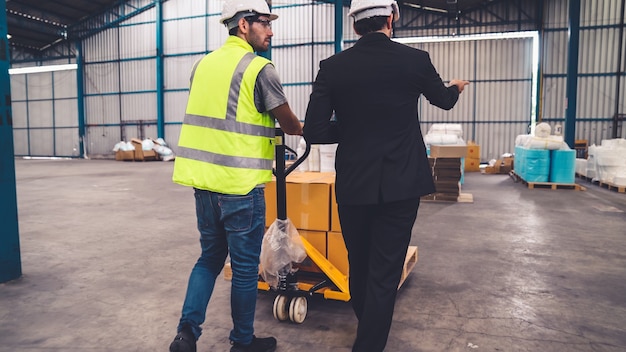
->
[303, 32, 460, 205]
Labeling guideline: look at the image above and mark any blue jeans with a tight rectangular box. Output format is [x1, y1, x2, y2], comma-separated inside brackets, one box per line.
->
[177, 187, 265, 345]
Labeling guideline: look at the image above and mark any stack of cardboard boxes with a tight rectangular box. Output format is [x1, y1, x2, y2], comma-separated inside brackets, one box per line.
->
[465, 141, 481, 172]
[265, 172, 348, 276]
[424, 145, 467, 201]
[264, 171, 418, 287]
[426, 158, 462, 201]
[115, 138, 160, 161]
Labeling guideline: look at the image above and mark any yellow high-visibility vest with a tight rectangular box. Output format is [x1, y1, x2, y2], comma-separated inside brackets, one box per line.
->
[172, 36, 275, 195]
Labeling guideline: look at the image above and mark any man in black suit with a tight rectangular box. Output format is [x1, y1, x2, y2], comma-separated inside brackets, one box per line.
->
[303, 0, 469, 350]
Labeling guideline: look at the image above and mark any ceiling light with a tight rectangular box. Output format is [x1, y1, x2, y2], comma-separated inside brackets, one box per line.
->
[9, 64, 77, 75]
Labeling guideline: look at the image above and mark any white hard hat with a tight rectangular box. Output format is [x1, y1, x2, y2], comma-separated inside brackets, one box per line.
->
[348, 0, 400, 22]
[220, 0, 278, 24]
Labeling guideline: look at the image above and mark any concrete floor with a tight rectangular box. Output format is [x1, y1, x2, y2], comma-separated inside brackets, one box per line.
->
[1, 158, 626, 352]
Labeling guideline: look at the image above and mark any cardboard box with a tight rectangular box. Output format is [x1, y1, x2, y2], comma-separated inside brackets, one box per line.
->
[298, 230, 327, 257]
[331, 183, 341, 232]
[328, 231, 349, 276]
[485, 157, 514, 174]
[433, 168, 462, 179]
[484, 165, 497, 174]
[142, 149, 159, 161]
[265, 172, 335, 231]
[429, 145, 467, 158]
[434, 180, 460, 195]
[464, 157, 481, 172]
[293, 230, 328, 274]
[115, 150, 134, 161]
[131, 138, 144, 161]
[497, 157, 514, 174]
[130, 138, 159, 161]
[466, 141, 480, 159]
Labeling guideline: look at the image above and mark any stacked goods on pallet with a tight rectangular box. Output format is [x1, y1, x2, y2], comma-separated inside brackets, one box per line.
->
[465, 141, 481, 172]
[423, 157, 462, 201]
[264, 172, 349, 275]
[550, 150, 576, 183]
[424, 123, 465, 146]
[112, 138, 174, 161]
[514, 122, 578, 184]
[263, 172, 419, 289]
[515, 147, 550, 182]
[586, 138, 626, 186]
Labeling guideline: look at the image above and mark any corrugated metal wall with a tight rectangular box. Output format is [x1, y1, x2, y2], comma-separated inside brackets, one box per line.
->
[542, 0, 626, 145]
[10, 0, 626, 160]
[162, 0, 225, 156]
[82, 8, 160, 156]
[400, 37, 535, 160]
[10, 67, 80, 157]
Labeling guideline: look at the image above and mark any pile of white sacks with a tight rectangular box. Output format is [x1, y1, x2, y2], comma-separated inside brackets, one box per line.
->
[423, 123, 466, 147]
[578, 138, 626, 186]
[112, 138, 175, 161]
[515, 122, 568, 150]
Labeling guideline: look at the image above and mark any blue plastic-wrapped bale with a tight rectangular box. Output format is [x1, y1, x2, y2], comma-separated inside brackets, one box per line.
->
[523, 149, 550, 182]
[514, 146, 525, 179]
[550, 149, 576, 183]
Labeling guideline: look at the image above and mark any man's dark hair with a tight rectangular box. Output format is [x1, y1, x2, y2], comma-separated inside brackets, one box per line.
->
[354, 16, 389, 35]
[228, 14, 260, 36]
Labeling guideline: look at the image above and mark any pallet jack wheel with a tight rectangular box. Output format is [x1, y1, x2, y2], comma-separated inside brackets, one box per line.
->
[273, 295, 289, 321]
[288, 296, 307, 324]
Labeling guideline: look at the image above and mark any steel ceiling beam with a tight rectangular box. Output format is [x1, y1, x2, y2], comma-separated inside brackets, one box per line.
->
[69, 0, 160, 41]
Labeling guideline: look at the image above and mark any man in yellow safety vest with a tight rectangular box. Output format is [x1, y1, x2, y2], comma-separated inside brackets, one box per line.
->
[169, 0, 302, 351]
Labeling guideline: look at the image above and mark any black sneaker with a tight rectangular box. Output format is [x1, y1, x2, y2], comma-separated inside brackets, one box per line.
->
[230, 335, 277, 352]
[169, 325, 196, 352]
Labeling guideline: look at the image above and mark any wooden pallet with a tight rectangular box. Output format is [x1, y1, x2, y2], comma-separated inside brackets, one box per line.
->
[510, 171, 586, 191]
[575, 173, 626, 193]
[421, 192, 473, 203]
[575, 173, 594, 182]
[596, 182, 626, 193]
[457, 193, 474, 203]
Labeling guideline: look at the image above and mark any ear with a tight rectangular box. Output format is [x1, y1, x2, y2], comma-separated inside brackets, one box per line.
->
[353, 22, 362, 36]
[387, 14, 393, 29]
[238, 17, 249, 34]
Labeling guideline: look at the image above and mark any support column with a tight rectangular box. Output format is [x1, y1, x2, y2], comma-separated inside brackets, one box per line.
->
[564, 0, 581, 148]
[76, 40, 86, 158]
[335, 0, 343, 53]
[156, 0, 165, 139]
[613, 0, 625, 138]
[0, 0, 22, 283]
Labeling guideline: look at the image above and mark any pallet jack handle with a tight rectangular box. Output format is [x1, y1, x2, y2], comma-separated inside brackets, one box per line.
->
[274, 128, 310, 221]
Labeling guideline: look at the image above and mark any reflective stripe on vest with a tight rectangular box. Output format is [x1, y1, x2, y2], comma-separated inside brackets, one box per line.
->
[177, 145, 273, 170]
[172, 36, 275, 195]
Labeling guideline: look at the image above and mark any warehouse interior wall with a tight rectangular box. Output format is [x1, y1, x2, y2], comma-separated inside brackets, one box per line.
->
[8, 0, 626, 162]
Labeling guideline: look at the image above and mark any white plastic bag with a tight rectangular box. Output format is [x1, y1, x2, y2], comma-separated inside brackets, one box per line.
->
[259, 218, 306, 289]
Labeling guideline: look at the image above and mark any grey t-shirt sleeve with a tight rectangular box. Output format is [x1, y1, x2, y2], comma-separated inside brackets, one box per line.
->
[254, 64, 288, 113]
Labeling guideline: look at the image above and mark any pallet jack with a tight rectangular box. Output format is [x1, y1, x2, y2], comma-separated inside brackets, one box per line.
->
[258, 129, 418, 324]
[261, 129, 351, 324]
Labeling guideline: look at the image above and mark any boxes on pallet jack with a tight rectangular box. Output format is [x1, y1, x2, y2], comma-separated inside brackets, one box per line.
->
[250, 131, 420, 324]
[265, 172, 336, 232]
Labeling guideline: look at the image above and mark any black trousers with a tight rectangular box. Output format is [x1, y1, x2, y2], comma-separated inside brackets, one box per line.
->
[338, 197, 420, 352]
